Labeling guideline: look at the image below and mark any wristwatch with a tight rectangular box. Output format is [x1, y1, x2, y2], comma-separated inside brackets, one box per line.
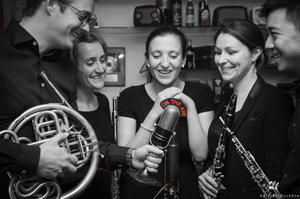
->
[126, 148, 135, 168]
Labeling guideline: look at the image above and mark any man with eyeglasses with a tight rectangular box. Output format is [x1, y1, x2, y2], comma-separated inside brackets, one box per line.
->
[0, 0, 163, 198]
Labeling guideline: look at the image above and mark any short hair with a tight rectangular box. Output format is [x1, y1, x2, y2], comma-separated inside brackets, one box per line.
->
[214, 19, 265, 68]
[71, 31, 107, 65]
[145, 26, 188, 59]
[262, 0, 300, 31]
[25, 0, 74, 17]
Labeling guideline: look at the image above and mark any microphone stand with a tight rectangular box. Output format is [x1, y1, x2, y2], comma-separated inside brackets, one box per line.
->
[164, 126, 179, 199]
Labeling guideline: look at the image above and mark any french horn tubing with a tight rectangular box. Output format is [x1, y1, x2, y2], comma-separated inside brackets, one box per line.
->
[1, 103, 99, 199]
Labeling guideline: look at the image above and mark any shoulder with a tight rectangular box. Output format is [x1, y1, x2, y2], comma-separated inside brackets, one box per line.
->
[257, 81, 294, 111]
[260, 81, 292, 101]
[120, 84, 146, 98]
[184, 81, 213, 98]
[184, 81, 212, 93]
[0, 28, 12, 48]
[95, 92, 109, 104]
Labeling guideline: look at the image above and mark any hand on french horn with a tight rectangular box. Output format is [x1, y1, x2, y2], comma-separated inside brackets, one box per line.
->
[37, 133, 78, 179]
[131, 145, 164, 173]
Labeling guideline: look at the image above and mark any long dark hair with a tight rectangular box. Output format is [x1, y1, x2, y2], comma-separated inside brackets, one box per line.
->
[214, 19, 265, 68]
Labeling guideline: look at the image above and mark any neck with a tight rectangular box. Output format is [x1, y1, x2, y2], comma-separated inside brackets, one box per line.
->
[233, 67, 258, 111]
[76, 86, 98, 111]
[155, 79, 183, 92]
[19, 14, 54, 55]
[147, 79, 184, 100]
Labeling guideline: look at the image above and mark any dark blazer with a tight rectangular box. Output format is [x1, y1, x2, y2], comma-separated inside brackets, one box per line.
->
[279, 103, 300, 196]
[213, 77, 294, 199]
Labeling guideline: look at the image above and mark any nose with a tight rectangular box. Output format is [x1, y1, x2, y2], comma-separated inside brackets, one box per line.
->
[216, 52, 227, 65]
[160, 55, 169, 68]
[95, 61, 106, 73]
[81, 23, 90, 32]
[265, 35, 274, 50]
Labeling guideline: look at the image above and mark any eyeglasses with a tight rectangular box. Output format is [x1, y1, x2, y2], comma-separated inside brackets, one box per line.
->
[59, 0, 97, 28]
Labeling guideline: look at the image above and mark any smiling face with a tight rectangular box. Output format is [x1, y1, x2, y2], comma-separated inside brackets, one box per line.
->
[76, 41, 107, 90]
[265, 8, 300, 72]
[51, 0, 95, 50]
[147, 34, 185, 86]
[214, 33, 259, 84]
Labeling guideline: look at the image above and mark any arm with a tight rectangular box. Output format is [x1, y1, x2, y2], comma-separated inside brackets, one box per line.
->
[98, 140, 163, 172]
[0, 133, 78, 179]
[0, 139, 40, 173]
[176, 92, 214, 162]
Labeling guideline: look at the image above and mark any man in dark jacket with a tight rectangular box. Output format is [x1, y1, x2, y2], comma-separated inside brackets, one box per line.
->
[263, 0, 300, 196]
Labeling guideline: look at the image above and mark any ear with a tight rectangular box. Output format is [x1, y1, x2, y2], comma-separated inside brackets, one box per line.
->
[43, 0, 60, 15]
[251, 47, 262, 63]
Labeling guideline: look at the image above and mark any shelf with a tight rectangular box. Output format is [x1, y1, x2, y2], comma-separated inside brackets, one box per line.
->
[92, 26, 220, 36]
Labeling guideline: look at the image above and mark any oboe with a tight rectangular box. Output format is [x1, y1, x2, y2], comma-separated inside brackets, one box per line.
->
[219, 117, 282, 199]
[208, 94, 237, 190]
[111, 97, 120, 199]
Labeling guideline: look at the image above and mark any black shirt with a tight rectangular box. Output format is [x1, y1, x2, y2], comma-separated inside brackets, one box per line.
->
[0, 20, 130, 199]
[0, 20, 76, 173]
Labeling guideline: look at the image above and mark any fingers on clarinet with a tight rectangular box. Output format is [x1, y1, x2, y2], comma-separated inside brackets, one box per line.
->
[199, 182, 217, 199]
[199, 175, 218, 196]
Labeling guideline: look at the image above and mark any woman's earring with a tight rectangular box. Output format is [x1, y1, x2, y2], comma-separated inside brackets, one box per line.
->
[181, 64, 185, 68]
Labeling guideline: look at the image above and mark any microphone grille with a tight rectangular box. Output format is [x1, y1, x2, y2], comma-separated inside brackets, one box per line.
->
[158, 104, 180, 132]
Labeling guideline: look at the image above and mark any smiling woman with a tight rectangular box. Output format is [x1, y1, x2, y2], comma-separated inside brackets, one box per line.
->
[117, 26, 215, 199]
[198, 19, 294, 199]
[71, 32, 114, 199]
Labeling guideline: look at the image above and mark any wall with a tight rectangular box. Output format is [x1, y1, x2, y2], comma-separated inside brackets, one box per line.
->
[93, 0, 274, 101]
[95, 0, 264, 27]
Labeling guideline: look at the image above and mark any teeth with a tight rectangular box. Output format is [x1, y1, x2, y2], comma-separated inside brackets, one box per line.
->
[159, 70, 172, 74]
[222, 66, 234, 70]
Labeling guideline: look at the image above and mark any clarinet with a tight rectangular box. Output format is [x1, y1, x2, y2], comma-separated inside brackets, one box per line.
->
[111, 97, 120, 199]
[219, 118, 282, 199]
[208, 94, 237, 189]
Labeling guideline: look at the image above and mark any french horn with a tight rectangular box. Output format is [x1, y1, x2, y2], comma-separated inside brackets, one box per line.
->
[0, 103, 99, 199]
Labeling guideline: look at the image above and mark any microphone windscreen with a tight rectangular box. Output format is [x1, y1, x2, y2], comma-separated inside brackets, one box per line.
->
[158, 105, 180, 132]
[151, 105, 180, 149]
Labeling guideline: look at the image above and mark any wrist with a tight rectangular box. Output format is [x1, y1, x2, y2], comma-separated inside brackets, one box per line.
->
[140, 123, 155, 133]
[126, 148, 135, 168]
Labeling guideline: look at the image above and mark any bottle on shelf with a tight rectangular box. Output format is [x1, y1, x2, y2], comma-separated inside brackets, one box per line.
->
[185, 0, 194, 27]
[185, 40, 196, 70]
[199, 0, 210, 26]
[172, 0, 182, 27]
[159, 0, 172, 25]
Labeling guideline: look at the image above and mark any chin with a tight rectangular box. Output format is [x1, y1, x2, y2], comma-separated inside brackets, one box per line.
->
[90, 81, 104, 89]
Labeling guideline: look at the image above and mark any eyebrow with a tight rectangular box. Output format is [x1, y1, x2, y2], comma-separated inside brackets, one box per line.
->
[267, 25, 278, 32]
